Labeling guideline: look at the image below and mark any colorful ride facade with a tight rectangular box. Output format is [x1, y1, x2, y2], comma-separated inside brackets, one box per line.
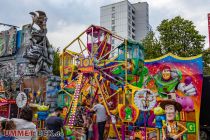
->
[58, 25, 202, 140]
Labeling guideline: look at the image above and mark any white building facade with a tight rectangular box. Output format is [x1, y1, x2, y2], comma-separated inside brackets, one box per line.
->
[100, 0, 150, 44]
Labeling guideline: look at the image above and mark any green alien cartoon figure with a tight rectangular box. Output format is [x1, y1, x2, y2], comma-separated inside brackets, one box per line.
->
[125, 106, 132, 121]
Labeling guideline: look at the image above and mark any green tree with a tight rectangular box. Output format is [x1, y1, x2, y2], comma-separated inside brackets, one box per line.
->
[142, 16, 210, 74]
[157, 16, 205, 57]
[203, 49, 210, 75]
[142, 31, 163, 59]
[52, 47, 60, 76]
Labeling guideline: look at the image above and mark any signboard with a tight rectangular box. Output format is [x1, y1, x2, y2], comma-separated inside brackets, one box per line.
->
[0, 98, 16, 104]
[0, 105, 9, 118]
[0, 98, 15, 118]
[78, 57, 94, 73]
[16, 92, 27, 108]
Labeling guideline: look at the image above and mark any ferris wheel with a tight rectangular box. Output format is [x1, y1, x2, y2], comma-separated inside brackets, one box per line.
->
[60, 25, 144, 139]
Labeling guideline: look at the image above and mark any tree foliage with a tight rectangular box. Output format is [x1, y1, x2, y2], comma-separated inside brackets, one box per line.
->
[142, 31, 163, 59]
[203, 49, 210, 75]
[141, 16, 210, 75]
[52, 47, 60, 76]
[157, 16, 205, 57]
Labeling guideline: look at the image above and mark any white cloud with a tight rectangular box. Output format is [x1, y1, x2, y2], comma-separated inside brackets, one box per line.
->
[145, 0, 210, 49]
[1, 0, 209, 49]
[47, 23, 87, 51]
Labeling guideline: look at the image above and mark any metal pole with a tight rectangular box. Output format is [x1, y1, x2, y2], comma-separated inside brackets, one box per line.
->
[124, 39, 128, 104]
[61, 51, 64, 89]
[91, 26, 94, 58]
[98, 45, 121, 61]
[8, 103, 11, 119]
[0, 22, 19, 28]
[144, 111, 147, 140]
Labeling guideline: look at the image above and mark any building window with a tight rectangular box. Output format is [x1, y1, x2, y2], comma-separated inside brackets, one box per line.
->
[112, 26, 115, 31]
[132, 16, 135, 21]
[112, 20, 115, 25]
[128, 25, 131, 31]
[132, 22, 135, 26]
[128, 5, 131, 10]
[128, 18, 131, 24]
[128, 31, 131, 37]
[129, 12, 131, 18]
[132, 9, 135, 14]
[132, 35, 135, 40]
[112, 13, 115, 18]
[112, 6, 115, 12]
[132, 28, 135, 33]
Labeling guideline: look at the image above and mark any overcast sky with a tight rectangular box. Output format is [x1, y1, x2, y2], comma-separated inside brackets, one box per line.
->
[0, 0, 209, 49]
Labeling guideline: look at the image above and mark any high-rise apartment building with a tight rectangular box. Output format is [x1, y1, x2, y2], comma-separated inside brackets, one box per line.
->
[100, 0, 150, 45]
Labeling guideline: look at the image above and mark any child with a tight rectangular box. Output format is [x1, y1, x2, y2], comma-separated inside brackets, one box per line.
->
[73, 128, 86, 140]
[0, 120, 16, 140]
[87, 118, 93, 140]
[81, 129, 86, 140]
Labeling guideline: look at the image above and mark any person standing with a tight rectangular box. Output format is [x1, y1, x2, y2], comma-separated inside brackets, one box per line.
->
[91, 100, 107, 140]
[45, 107, 67, 140]
[0, 119, 15, 140]
[11, 106, 37, 140]
[87, 118, 93, 140]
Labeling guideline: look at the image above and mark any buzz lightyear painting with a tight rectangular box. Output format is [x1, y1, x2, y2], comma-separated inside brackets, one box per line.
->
[153, 65, 197, 98]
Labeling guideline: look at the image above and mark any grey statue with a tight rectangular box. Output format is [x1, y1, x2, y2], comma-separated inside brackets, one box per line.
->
[23, 11, 54, 75]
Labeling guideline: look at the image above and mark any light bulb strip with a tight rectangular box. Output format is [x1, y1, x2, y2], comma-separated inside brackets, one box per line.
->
[68, 74, 83, 128]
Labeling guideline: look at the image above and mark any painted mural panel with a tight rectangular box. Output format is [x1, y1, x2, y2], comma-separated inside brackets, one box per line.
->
[0, 61, 16, 79]
[144, 53, 203, 140]
[0, 27, 17, 57]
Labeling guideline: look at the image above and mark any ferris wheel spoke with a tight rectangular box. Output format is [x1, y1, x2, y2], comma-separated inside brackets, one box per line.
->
[97, 45, 119, 62]
[97, 38, 124, 63]
[98, 69, 124, 85]
[77, 39, 85, 57]
[78, 38, 91, 56]
[92, 33, 109, 57]
[104, 90, 120, 101]
[99, 63, 124, 70]
[97, 33, 110, 59]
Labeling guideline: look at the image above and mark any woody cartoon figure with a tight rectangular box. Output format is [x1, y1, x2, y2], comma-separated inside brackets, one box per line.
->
[160, 100, 187, 140]
[142, 91, 153, 109]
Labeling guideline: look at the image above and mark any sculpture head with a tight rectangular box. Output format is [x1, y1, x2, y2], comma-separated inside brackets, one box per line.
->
[29, 11, 47, 30]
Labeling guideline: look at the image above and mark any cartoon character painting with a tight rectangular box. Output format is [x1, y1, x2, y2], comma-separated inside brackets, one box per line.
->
[141, 91, 154, 109]
[160, 100, 187, 140]
[176, 96, 194, 112]
[145, 54, 203, 140]
[153, 65, 197, 98]
[125, 106, 133, 121]
[153, 106, 166, 128]
[134, 89, 156, 111]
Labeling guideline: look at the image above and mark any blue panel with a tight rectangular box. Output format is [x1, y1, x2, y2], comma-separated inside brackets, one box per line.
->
[16, 30, 22, 49]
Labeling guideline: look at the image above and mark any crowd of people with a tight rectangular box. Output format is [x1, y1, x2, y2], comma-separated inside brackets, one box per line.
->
[69, 99, 108, 140]
[0, 99, 109, 140]
[0, 106, 36, 140]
